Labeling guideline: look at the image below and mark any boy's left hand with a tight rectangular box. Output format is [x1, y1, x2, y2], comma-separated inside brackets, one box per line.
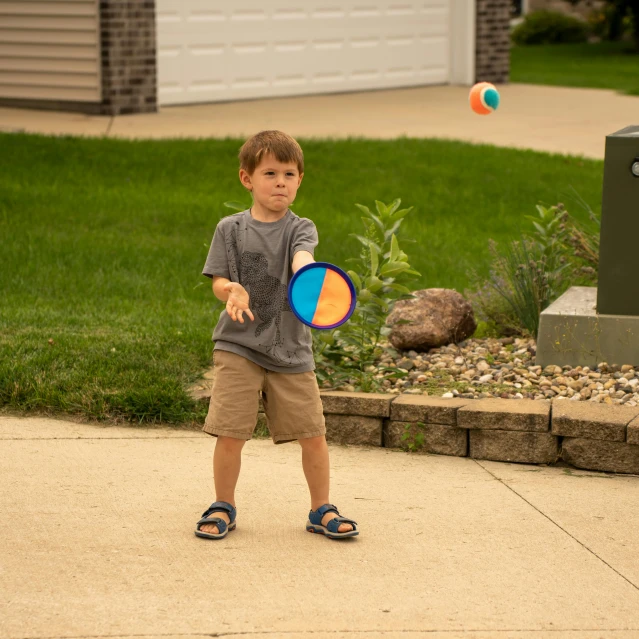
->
[223, 282, 255, 323]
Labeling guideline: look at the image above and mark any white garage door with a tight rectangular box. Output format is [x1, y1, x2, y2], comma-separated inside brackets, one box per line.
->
[156, 1, 451, 106]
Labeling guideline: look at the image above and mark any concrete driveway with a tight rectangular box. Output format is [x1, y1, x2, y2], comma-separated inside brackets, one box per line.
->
[2, 83, 638, 159]
[2, 414, 638, 638]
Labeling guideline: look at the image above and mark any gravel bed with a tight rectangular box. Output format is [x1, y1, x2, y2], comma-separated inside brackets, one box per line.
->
[333, 337, 639, 406]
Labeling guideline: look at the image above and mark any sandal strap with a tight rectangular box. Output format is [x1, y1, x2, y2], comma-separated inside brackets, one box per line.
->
[311, 503, 339, 519]
[308, 503, 339, 525]
[201, 500, 236, 522]
[326, 516, 357, 533]
[196, 517, 227, 534]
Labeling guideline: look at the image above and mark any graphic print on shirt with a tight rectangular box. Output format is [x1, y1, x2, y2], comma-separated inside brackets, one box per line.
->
[225, 219, 243, 281]
[239, 251, 291, 349]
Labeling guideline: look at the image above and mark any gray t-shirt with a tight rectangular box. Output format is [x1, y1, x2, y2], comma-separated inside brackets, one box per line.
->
[202, 208, 318, 373]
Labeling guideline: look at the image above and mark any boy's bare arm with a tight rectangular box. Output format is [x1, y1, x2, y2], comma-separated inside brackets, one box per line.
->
[292, 250, 315, 273]
[212, 276, 255, 323]
[212, 276, 231, 302]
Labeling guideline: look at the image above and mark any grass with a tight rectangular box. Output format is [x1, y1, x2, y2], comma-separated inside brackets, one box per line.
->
[0, 133, 603, 424]
[511, 41, 639, 95]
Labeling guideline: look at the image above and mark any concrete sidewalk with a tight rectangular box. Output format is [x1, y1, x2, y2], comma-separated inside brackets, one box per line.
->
[2, 414, 638, 638]
[2, 84, 639, 159]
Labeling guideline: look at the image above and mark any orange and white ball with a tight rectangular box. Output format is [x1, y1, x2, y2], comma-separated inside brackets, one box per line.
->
[469, 82, 500, 115]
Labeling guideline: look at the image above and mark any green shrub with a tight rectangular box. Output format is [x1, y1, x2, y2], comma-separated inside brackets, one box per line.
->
[465, 273, 523, 338]
[588, 5, 635, 42]
[512, 10, 590, 45]
[465, 201, 600, 339]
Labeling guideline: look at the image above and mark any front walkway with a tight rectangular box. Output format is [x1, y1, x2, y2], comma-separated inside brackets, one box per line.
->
[2, 83, 638, 159]
[1, 414, 639, 638]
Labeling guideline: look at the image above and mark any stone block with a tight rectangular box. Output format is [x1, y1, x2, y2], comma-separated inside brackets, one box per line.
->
[469, 430, 559, 464]
[628, 417, 639, 445]
[325, 414, 382, 446]
[458, 398, 550, 432]
[320, 391, 393, 417]
[389, 395, 470, 425]
[384, 421, 467, 457]
[551, 401, 639, 442]
[536, 286, 639, 369]
[562, 437, 639, 475]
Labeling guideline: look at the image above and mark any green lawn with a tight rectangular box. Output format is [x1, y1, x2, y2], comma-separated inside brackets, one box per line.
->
[511, 41, 639, 95]
[0, 133, 603, 424]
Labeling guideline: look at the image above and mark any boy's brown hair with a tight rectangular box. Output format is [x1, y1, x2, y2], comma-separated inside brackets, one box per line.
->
[239, 130, 304, 176]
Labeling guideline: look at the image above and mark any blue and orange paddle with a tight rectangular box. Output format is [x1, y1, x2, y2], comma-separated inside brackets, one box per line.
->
[288, 262, 356, 329]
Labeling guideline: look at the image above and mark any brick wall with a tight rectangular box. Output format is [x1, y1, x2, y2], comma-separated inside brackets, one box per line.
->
[475, 0, 511, 83]
[100, 1, 157, 115]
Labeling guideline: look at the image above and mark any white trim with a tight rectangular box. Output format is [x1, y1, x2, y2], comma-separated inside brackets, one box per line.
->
[449, 0, 476, 85]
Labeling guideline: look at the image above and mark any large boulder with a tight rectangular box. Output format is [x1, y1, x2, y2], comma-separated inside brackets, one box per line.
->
[386, 288, 477, 351]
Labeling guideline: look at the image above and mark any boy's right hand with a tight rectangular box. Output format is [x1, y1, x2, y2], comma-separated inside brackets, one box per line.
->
[223, 282, 255, 323]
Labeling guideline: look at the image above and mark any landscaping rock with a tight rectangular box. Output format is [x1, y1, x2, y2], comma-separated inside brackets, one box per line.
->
[324, 414, 382, 446]
[551, 401, 639, 442]
[561, 438, 639, 475]
[386, 288, 476, 351]
[469, 430, 559, 464]
[457, 398, 550, 432]
[389, 395, 470, 425]
[320, 391, 393, 417]
[384, 420, 468, 456]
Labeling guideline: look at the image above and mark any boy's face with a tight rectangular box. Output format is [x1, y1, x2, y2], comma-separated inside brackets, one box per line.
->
[239, 153, 303, 215]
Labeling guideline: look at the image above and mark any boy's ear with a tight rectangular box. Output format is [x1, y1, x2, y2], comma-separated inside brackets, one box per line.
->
[239, 168, 252, 191]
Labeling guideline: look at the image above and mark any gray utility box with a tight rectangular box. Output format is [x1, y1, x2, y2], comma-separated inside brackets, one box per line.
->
[537, 125, 639, 368]
[597, 125, 639, 315]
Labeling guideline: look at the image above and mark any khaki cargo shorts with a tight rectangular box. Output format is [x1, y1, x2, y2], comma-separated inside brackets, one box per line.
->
[202, 349, 326, 444]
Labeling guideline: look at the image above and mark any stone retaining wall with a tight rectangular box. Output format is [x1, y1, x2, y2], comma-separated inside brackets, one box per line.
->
[258, 392, 639, 475]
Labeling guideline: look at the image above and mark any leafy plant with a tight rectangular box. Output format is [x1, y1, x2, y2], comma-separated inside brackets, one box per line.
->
[313, 199, 420, 392]
[465, 276, 522, 338]
[485, 237, 558, 338]
[466, 200, 600, 338]
[400, 421, 426, 452]
[223, 201, 249, 212]
[578, 0, 639, 50]
[558, 200, 599, 276]
[526, 201, 598, 283]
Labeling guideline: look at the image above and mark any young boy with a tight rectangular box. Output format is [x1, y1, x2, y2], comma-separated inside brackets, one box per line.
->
[195, 130, 359, 541]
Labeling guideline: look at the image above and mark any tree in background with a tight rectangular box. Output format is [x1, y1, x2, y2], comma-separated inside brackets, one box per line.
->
[571, 0, 639, 50]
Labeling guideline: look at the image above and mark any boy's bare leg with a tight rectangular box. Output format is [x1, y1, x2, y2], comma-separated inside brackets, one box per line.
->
[199, 435, 246, 534]
[298, 435, 353, 533]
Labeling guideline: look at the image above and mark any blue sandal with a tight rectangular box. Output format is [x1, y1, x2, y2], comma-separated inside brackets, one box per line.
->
[307, 503, 359, 539]
[195, 501, 237, 540]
